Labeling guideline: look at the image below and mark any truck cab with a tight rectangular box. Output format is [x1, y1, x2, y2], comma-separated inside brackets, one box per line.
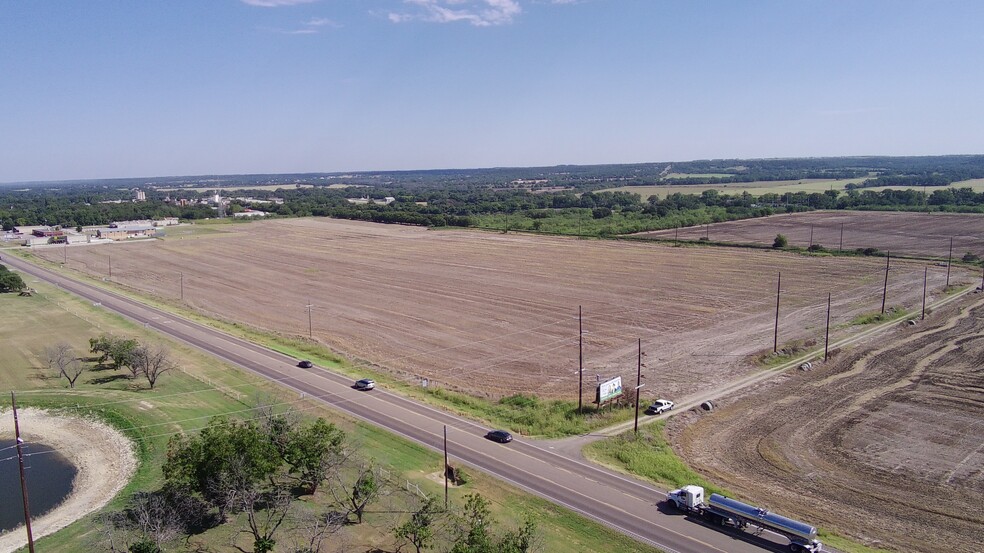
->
[666, 485, 705, 510]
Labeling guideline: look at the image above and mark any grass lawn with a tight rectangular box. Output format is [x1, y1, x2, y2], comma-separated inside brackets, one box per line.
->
[0, 278, 659, 552]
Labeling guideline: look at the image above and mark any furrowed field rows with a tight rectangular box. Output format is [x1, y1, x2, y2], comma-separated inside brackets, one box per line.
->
[34, 218, 976, 400]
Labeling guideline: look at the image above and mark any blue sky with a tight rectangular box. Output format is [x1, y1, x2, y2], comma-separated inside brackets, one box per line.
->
[1, 0, 982, 182]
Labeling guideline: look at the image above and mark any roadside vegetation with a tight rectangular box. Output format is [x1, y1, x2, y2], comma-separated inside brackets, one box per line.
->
[0, 281, 658, 553]
[583, 421, 725, 496]
[849, 306, 908, 326]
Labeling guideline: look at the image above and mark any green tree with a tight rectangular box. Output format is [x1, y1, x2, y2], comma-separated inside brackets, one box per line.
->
[0, 264, 25, 292]
[128, 539, 161, 553]
[450, 494, 494, 553]
[163, 418, 281, 522]
[773, 233, 788, 248]
[281, 418, 345, 495]
[499, 514, 539, 553]
[395, 496, 442, 553]
[89, 334, 139, 373]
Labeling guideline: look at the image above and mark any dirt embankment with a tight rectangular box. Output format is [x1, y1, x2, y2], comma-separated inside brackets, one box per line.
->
[671, 293, 984, 553]
[0, 409, 137, 553]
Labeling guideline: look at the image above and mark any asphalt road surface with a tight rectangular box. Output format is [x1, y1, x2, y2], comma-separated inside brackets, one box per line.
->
[5, 254, 822, 553]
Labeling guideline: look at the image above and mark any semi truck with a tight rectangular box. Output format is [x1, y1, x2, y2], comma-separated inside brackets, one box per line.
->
[666, 485, 822, 552]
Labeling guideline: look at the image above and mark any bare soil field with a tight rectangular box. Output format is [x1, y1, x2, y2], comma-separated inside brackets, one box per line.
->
[31, 218, 977, 402]
[638, 210, 984, 259]
[670, 294, 984, 553]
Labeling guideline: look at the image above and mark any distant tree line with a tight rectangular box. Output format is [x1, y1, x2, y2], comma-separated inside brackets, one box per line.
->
[5, 155, 984, 237]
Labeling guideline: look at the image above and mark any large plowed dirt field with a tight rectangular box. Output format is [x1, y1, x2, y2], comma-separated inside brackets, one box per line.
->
[34, 218, 977, 401]
[671, 295, 984, 553]
[638, 210, 984, 259]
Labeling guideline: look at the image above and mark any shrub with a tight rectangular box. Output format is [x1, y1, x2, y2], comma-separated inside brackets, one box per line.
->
[772, 233, 788, 248]
[962, 252, 981, 263]
[807, 243, 825, 252]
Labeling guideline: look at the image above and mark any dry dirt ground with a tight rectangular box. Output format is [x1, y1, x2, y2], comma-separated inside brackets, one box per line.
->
[670, 294, 984, 553]
[0, 409, 136, 553]
[33, 218, 977, 402]
[638, 210, 984, 259]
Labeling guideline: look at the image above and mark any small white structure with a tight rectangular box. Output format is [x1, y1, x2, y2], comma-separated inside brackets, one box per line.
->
[232, 209, 267, 218]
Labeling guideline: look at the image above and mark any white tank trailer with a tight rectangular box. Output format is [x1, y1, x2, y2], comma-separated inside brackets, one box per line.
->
[666, 485, 822, 552]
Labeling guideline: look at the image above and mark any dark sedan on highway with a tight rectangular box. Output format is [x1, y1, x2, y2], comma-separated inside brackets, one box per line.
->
[485, 430, 513, 443]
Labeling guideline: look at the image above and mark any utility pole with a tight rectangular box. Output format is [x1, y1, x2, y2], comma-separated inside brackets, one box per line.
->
[675, 226, 679, 241]
[839, 223, 844, 251]
[809, 225, 814, 249]
[12, 392, 36, 553]
[578, 306, 583, 413]
[922, 267, 928, 320]
[179, 272, 184, 301]
[824, 293, 831, 362]
[306, 300, 313, 339]
[773, 272, 781, 353]
[946, 236, 953, 287]
[705, 224, 709, 240]
[63, 241, 67, 264]
[881, 252, 890, 315]
[443, 425, 449, 509]
[108, 255, 112, 279]
[634, 339, 644, 434]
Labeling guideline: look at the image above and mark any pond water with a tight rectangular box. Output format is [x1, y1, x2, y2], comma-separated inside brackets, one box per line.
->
[0, 439, 77, 533]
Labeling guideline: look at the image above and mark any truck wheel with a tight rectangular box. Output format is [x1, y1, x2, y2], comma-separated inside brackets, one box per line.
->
[789, 544, 801, 552]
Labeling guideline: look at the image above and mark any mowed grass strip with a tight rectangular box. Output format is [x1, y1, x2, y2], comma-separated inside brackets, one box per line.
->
[0, 281, 659, 552]
[584, 421, 726, 496]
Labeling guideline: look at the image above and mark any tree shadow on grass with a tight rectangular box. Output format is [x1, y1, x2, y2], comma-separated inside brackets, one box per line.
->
[89, 373, 130, 385]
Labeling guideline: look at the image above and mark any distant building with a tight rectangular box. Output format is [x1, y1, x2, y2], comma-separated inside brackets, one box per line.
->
[232, 209, 267, 218]
[96, 225, 157, 241]
[133, 188, 147, 201]
[110, 219, 153, 228]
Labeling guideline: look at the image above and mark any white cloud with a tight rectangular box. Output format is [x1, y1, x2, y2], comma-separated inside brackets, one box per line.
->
[241, 0, 317, 7]
[304, 17, 340, 27]
[389, 0, 522, 26]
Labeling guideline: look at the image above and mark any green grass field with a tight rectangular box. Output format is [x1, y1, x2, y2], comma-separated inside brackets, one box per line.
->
[600, 178, 868, 199]
[0, 277, 658, 552]
[155, 184, 315, 192]
[662, 173, 733, 179]
[862, 178, 984, 194]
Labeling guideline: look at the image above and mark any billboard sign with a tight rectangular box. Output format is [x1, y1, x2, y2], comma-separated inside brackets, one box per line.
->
[596, 376, 623, 403]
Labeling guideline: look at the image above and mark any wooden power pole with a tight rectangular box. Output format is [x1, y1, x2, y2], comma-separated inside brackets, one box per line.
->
[578, 306, 583, 413]
[12, 392, 36, 553]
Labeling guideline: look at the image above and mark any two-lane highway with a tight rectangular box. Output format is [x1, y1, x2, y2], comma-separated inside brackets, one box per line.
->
[5, 255, 805, 553]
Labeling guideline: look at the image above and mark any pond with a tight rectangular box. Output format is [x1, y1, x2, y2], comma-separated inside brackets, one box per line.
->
[0, 439, 77, 533]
